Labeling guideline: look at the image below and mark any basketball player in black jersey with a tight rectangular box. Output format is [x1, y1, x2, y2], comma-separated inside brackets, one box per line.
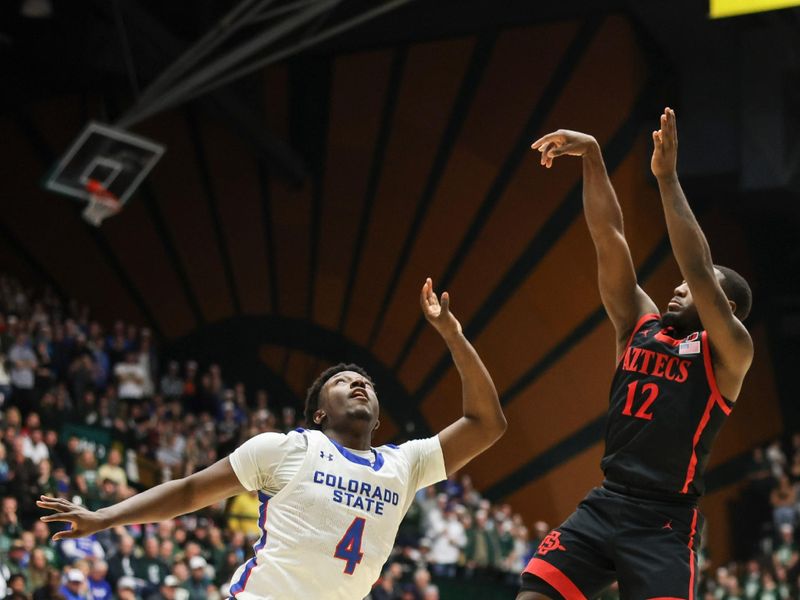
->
[517, 108, 754, 600]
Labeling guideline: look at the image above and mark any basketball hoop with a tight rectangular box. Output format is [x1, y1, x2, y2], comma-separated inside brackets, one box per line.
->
[83, 179, 121, 226]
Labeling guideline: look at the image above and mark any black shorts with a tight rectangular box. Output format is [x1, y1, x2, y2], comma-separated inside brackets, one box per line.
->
[520, 487, 703, 600]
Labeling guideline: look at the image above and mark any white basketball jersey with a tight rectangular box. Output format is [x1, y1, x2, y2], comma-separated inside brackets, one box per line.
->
[227, 428, 445, 599]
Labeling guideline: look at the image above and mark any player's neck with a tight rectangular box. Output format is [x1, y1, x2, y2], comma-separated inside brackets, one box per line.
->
[324, 429, 372, 451]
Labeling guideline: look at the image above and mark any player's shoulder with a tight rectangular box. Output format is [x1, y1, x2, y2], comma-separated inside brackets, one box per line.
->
[244, 428, 309, 451]
[376, 436, 441, 462]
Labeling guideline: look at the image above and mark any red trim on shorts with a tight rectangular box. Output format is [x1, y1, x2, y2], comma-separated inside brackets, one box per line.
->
[617, 313, 660, 365]
[701, 331, 732, 416]
[688, 508, 698, 600]
[523, 558, 587, 600]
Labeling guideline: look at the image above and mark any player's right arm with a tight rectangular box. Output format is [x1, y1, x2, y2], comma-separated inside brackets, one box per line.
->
[36, 457, 246, 540]
[532, 130, 658, 354]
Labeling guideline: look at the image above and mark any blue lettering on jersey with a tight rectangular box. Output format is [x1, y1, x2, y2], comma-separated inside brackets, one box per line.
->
[313, 470, 400, 515]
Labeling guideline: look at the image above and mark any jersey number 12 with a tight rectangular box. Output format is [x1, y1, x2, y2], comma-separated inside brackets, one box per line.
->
[622, 381, 659, 420]
[335, 517, 365, 575]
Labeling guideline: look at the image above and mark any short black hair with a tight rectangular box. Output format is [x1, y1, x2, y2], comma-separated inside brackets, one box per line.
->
[715, 265, 752, 321]
[304, 363, 373, 430]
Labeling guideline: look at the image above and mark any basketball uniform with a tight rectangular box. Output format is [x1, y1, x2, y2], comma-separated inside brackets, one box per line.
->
[521, 313, 734, 600]
[227, 428, 446, 599]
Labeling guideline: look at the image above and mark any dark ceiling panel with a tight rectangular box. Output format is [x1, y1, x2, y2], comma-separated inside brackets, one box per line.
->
[198, 116, 273, 316]
[101, 195, 196, 338]
[401, 17, 647, 399]
[312, 50, 394, 331]
[336, 37, 476, 353]
[141, 111, 235, 323]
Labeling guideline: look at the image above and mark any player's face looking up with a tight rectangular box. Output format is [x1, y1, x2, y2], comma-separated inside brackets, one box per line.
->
[316, 370, 380, 433]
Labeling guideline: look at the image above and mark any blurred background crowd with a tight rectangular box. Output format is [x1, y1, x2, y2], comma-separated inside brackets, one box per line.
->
[0, 272, 798, 600]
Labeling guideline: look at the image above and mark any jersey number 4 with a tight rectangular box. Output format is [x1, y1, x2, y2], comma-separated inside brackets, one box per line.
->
[622, 381, 659, 420]
[335, 517, 365, 575]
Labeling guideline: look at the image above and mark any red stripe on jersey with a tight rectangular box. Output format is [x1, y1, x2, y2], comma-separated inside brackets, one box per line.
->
[701, 331, 732, 416]
[523, 558, 587, 600]
[681, 394, 716, 494]
[617, 313, 660, 365]
[688, 508, 698, 600]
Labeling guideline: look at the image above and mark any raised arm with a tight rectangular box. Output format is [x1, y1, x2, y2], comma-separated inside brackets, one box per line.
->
[532, 131, 658, 355]
[420, 278, 506, 475]
[36, 457, 245, 540]
[651, 108, 753, 399]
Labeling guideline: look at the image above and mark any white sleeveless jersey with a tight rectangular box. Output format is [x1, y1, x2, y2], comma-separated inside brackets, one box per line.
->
[227, 428, 446, 600]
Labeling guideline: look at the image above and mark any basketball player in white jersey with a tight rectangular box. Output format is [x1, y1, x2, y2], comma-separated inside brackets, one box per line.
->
[37, 278, 507, 600]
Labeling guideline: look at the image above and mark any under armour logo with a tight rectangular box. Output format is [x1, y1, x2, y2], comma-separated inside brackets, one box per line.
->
[537, 531, 566, 556]
[320, 451, 333, 461]
[663, 520, 673, 530]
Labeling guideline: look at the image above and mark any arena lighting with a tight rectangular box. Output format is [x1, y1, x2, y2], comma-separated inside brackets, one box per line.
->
[710, 0, 800, 18]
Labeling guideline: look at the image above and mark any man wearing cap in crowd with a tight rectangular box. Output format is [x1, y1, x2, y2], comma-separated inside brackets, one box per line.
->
[145, 575, 187, 600]
[60, 568, 88, 600]
[117, 576, 139, 600]
[185, 556, 209, 600]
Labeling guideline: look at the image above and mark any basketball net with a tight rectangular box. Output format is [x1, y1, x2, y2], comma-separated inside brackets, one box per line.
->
[83, 179, 121, 226]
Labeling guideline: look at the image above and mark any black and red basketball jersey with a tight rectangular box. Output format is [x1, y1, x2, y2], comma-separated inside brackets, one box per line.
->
[600, 313, 733, 498]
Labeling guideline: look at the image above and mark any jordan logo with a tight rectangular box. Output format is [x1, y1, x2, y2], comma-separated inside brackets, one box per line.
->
[320, 451, 333, 461]
[662, 520, 673, 530]
[537, 531, 566, 556]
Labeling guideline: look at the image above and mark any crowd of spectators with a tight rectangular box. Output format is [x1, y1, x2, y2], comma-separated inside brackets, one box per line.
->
[0, 274, 544, 599]
[691, 436, 800, 600]
[11, 271, 800, 600]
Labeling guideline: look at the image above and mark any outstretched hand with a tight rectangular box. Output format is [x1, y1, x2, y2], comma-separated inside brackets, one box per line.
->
[530, 129, 598, 168]
[37, 495, 109, 540]
[420, 278, 462, 338]
[651, 107, 678, 179]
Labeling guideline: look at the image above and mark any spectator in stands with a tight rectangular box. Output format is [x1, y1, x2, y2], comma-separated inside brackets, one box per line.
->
[766, 442, 787, 480]
[74, 449, 100, 503]
[23, 426, 50, 465]
[60, 568, 89, 600]
[145, 574, 182, 600]
[412, 568, 438, 600]
[59, 531, 105, 564]
[31, 568, 61, 600]
[463, 509, 501, 578]
[160, 362, 183, 401]
[226, 490, 260, 537]
[137, 536, 169, 591]
[26, 546, 50, 591]
[428, 506, 465, 578]
[370, 565, 402, 600]
[108, 534, 138, 588]
[184, 556, 210, 600]
[772, 524, 799, 572]
[87, 559, 113, 600]
[9, 333, 37, 417]
[9, 436, 39, 521]
[116, 352, 147, 403]
[771, 474, 797, 529]
[117, 575, 139, 600]
[0, 443, 11, 490]
[741, 559, 761, 599]
[6, 573, 27, 596]
[98, 448, 128, 493]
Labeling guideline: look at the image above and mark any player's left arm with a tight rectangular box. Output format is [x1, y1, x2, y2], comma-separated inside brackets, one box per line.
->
[420, 278, 507, 475]
[652, 107, 753, 399]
